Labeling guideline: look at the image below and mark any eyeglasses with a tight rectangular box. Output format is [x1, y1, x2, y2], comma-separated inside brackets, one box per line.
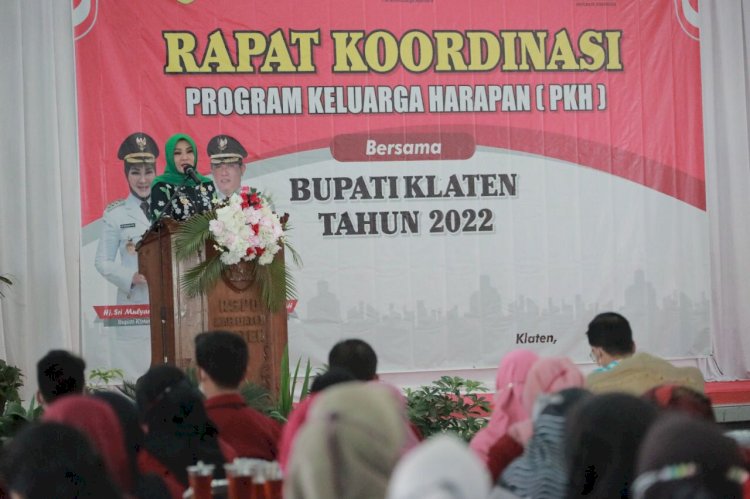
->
[589, 349, 598, 363]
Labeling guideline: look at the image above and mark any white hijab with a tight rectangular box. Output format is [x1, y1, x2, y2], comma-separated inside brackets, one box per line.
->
[387, 435, 492, 499]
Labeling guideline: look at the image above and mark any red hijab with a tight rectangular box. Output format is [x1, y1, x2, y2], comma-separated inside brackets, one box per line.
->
[43, 395, 132, 492]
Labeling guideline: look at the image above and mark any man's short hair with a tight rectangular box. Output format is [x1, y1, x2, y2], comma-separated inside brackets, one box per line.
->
[194, 331, 248, 389]
[328, 339, 377, 381]
[36, 350, 86, 404]
[586, 312, 635, 356]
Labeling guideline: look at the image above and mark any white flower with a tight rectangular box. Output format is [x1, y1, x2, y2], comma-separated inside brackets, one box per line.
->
[220, 251, 241, 265]
[258, 251, 274, 265]
[205, 190, 285, 267]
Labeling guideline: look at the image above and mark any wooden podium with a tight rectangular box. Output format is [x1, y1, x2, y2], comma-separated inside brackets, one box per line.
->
[137, 219, 288, 396]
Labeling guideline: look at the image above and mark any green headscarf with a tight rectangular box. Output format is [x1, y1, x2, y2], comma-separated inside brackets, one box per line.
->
[151, 133, 212, 187]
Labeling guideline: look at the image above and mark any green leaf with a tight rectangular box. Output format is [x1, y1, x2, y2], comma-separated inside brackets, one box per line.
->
[283, 237, 303, 268]
[239, 382, 274, 415]
[174, 212, 215, 261]
[251, 257, 290, 312]
[273, 348, 314, 421]
[405, 376, 490, 442]
[181, 254, 224, 298]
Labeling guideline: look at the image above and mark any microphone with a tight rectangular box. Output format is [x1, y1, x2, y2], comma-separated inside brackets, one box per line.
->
[183, 166, 201, 184]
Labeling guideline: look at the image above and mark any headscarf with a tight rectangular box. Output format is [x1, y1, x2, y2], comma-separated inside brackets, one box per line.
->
[387, 434, 492, 499]
[93, 391, 172, 499]
[507, 357, 585, 445]
[0, 422, 124, 499]
[565, 393, 659, 499]
[498, 388, 591, 499]
[285, 381, 408, 499]
[633, 413, 748, 499]
[136, 365, 227, 486]
[151, 133, 211, 187]
[641, 384, 715, 421]
[43, 395, 132, 492]
[470, 350, 539, 462]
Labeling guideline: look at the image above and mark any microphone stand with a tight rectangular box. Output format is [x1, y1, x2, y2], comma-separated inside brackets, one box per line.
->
[137, 177, 190, 365]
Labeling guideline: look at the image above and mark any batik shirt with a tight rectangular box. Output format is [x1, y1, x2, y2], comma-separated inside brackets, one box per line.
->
[150, 180, 216, 221]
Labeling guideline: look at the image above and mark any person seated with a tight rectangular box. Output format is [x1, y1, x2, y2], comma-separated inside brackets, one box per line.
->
[486, 356, 584, 481]
[328, 337, 380, 381]
[633, 413, 748, 499]
[585, 312, 704, 395]
[36, 349, 86, 407]
[207, 135, 248, 198]
[387, 434, 492, 499]
[470, 349, 539, 464]
[565, 392, 659, 498]
[642, 383, 715, 421]
[497, 388, 591, 499]
[135, 365, 237, 499]
[43, 395, 132, 493]
[278, 338, 419, 472]
[0, 422, 124, 498]
[149, 133, 215, 221]
[94, 391, 172, 499]
[194, 330, 281, 460]
[285, 382, 410, 499]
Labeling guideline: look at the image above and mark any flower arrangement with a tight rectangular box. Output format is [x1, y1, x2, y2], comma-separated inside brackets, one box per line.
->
[208, 189, 284, 266]
[174, 187, 299, 311]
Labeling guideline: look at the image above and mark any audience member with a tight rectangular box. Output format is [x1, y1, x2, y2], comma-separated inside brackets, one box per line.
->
[387, 434, 492, 499]
[194, 330, 281, 460]
[280, 338, 421, 473]
[641, 383, 715, 421]
[329, 338, 379, 380]
[585, 312, 704, 395]
[36, 349, 85, 406]
[285, 382, 409, 499]
[279, 367, 357, 472]
[135, 365, 237, 499]
[633, 413, 748, 499]
[93, 391, 172, 499]
[565, 392, 658, 498]
[43, 395, 132, 492]
[496, 388, 592, 499]
[470, 349, 539, 463]
[310, 366, 357, 393]
[487, 356, 584, 480]
[0, 422, 123, 498]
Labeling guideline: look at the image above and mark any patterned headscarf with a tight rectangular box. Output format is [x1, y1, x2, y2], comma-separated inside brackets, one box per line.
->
[286, 381, 408, 499]
[633, 413, 747, 499]
[151, 133, 211, 187]
[498, 388, 591, 498]
[470, 350, 539, 462]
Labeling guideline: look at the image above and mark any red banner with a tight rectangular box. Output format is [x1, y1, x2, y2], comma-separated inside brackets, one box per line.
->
[74, 0, 710, 377]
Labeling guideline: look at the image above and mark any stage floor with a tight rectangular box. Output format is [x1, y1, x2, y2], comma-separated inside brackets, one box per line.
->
[706, 381, 750, 424]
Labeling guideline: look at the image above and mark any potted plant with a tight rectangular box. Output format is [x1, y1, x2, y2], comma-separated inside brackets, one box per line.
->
[405, 376, 490, 442]
[0, 359, 23, 414]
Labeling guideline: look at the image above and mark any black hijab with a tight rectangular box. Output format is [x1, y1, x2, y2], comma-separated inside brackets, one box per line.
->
[136, 365, 227, 486]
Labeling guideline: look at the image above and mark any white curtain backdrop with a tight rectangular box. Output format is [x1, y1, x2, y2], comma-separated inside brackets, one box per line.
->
[0, 0, 81, 401]
[0, 0, 748, 401]
[700, 0, 750, 380]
